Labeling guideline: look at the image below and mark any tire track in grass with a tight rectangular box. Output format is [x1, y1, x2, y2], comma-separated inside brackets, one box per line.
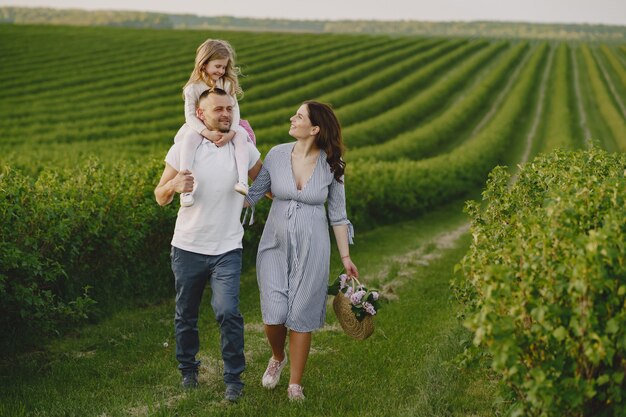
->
[592, 47, 626, 119]
[374, 222, 471, 301]
[511, 45, 555, 183]
[580, 44, 626, 151]
[615, 48, 626, 68]
[571, 46, 593, 147]
[470, 44, 534, 137]
[599, 46, 626, 105]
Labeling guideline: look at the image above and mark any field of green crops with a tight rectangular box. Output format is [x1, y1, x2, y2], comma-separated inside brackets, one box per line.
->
[2, 21, 626, 342]
[2, 24, 626, 201]
[2, 22, 626, 338]
[2, 22, 626, 416]
[2, 24, 625, 169]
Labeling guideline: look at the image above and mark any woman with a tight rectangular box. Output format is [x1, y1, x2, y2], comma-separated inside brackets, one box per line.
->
[245, 101, 358, 401]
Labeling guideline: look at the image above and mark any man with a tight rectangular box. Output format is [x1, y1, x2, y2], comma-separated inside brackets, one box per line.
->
[154, 88, 262, 402]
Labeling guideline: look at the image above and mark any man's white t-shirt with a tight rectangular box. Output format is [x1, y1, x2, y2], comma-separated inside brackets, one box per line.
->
[165, 136, 261, 256]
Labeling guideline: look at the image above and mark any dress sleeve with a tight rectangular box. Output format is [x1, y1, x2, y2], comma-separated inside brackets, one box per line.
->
[327, 175, 355, 244]
[184, 84, 209, 135]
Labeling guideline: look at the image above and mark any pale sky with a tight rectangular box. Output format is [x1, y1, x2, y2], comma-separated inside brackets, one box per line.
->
[3, 0, 626, 26]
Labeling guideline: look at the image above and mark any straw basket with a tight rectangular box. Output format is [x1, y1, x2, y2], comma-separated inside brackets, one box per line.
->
[332, 277, 374, 340]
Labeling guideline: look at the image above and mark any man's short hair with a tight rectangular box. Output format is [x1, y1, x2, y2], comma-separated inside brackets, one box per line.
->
[198, 87, 229, 107]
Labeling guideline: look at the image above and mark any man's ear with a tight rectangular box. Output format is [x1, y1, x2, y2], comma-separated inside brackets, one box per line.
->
[196, 107, 205, 121]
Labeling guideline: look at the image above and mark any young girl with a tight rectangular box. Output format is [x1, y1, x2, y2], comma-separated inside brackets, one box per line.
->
[174, 39, 254, 207]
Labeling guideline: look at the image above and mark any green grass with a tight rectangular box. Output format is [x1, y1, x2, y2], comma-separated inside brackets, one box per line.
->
[0, 201, 501, 417]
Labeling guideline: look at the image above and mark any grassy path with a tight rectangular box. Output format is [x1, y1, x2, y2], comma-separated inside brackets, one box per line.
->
[571, 46, 592, 147]
[511, 45, 554, 183]
[592, 48, 626, 119]
[469, 44, 533, 138]
[0, 201, 500, 417]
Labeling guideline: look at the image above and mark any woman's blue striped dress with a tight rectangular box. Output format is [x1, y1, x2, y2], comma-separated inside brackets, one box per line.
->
[245, 142, 354, 332]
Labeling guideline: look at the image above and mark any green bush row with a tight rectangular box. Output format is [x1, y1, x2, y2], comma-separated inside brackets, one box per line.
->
[245, 39, 461, 140]
[342, 41, 508, 148]
[251, 40, 481, 145]
[452, 147, 626, 416]
[3, 38, 402, 139]
[0, 160, 175, 353]
[241, 37, 362, 85]
[337, 40, 487, 126]
[345, 43, 547, 227]
[241, 37, 393, 105]
[1, 60, 186, 116]
[0, 39, 191, 103]
[245, 38, 438, 129]
[240, 34, 368, 79]
[0, 155, 272, 355]
[0, 30, 336, 119]
[0, 25, 277, 96]
[315, 38, 452, 108]
[349, 42, 528, 160]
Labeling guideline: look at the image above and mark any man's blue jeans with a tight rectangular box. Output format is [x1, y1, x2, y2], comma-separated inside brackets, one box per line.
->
[171, 246, 245, 387]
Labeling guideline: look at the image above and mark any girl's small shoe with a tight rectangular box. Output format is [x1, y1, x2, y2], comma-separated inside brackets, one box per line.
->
[287, 384, 305, 401]
[180, 192, 194, 207]
[234, 182, 248, 196]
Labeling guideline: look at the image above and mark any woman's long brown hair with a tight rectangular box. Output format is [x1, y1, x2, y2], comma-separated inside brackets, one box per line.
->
[304, 101, 346, 183]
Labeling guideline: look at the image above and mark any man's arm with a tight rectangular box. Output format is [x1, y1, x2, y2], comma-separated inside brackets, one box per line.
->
[248, 158, 263, 181]
[154, 164, 194, 206]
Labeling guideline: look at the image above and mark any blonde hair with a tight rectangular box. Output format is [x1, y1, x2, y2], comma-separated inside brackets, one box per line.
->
[183, 39, 242, 99]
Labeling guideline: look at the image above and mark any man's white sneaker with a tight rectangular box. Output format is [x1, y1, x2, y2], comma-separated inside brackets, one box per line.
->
[261, 354, 287, 389]
[180, 193, 194, 207]
[234, 182, 249, 196]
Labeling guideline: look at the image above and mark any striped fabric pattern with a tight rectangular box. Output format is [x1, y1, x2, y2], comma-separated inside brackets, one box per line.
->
[246, 142, 354, 332]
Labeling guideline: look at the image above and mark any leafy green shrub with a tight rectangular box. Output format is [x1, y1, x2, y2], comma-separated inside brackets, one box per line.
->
[0, 156, 270, 355]
[453, 148, 626, 416]
[0, 158, 178, 353]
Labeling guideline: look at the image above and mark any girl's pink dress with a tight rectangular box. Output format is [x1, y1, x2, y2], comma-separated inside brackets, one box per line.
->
[239, 119, 256, 145]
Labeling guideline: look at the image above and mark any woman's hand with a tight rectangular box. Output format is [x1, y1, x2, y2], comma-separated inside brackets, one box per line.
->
[341, 256, 359, 278]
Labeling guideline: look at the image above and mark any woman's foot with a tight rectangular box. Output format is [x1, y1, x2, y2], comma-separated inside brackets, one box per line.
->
[234, 182, 248, 196]
[287, 384, 305, 401]
[261, 354, 287, 389]
[180, 192, 194, 207]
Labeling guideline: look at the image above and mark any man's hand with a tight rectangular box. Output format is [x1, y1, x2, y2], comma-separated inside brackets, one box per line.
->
[155, 164, 193, 206]
[173, 169, 194, 193]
